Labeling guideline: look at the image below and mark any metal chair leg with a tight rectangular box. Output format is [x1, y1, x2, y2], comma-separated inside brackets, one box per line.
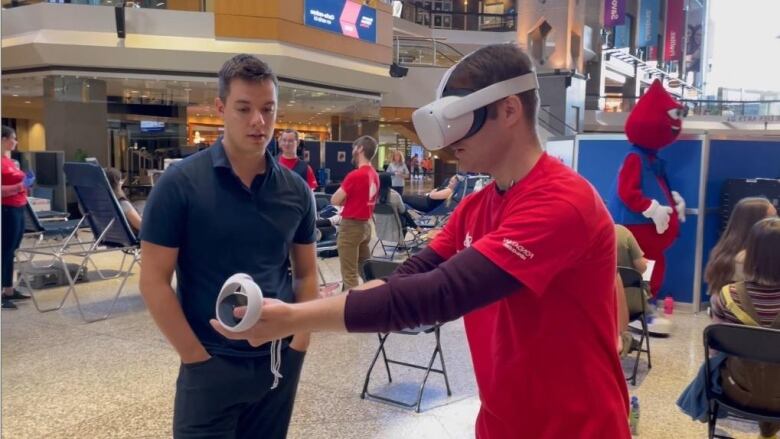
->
[415, 339, 442, 413]
[436, 327, 452, 396]
[361, 333, 390, 399]
[379, 334, 392, 383]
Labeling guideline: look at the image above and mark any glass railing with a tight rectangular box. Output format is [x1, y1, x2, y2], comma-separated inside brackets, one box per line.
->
[396, 1, 516, 32]
[539, 107, 579, 136]
[588, 95, 780, 118]
[394, 36, 464, 67]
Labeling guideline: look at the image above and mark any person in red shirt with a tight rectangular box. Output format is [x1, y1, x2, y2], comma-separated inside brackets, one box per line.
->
[1, 125, 33, 309]
[277, 129, 318, 190]
[210, 45, 630, 438]
[330, 136, 379, 290]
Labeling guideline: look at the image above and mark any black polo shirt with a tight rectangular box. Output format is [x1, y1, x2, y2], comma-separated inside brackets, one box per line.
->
[140, 137, 316, 357]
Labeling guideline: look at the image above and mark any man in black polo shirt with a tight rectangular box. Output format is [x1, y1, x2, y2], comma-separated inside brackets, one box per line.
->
[139, 54, 317, 438]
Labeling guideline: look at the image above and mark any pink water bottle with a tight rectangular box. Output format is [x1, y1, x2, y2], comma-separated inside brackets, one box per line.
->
[663, 296, 674, 315]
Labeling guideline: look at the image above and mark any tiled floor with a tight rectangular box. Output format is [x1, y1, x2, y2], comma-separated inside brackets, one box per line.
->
[0, 245, 769, 438]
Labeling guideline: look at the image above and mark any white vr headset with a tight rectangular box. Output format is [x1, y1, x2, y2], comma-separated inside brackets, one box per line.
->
[411, 61, 539, 151]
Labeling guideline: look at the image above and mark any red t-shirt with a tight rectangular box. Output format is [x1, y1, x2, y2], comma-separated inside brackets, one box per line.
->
[341, 165, 379, 221]
[429, 154, 629, 439]
[278, 156, 318, 190]
[2, 156, 27, 207]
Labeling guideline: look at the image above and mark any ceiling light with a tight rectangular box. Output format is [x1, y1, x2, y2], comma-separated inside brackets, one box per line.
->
[12, 94, 19, 97]
[24, 101, 31, 104]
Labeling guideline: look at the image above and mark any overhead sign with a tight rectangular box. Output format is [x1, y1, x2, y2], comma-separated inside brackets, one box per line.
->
[304, 0, 377, 43]
[637, 0, 660, 47]
[604, 0, 626, 27]
[726, 115, 780, 123]
[664, 0, 684, 61]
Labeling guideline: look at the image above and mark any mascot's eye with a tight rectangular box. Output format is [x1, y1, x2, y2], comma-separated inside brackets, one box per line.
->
[667, 108, 684, 120]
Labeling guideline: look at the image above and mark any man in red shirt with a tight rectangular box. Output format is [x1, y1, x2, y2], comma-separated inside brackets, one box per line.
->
[211, 45, 630, 438]
[277, 129, 318, 190]
[330, 136, 379, 290]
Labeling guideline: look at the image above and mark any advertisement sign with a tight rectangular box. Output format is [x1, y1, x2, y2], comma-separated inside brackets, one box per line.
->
[304, 0, 377, 43]
[613, 15, 632, 49]
[637, 0, 660, 47]
[604, 0, 626, 27]
[664, 0, 684, 61]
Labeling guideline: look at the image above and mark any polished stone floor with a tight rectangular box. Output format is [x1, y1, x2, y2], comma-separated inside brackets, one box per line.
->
[0, 242, 769, 438]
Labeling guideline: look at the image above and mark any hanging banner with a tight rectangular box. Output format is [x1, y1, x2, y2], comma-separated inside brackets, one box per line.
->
[664, 0, 684, 61]
[604, 0, 626, 27]
[637, 0, 660, 47]
[614, 14, 633, 49]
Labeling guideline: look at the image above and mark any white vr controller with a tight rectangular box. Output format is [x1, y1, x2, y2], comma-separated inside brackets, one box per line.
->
[215, 273, 263, 333]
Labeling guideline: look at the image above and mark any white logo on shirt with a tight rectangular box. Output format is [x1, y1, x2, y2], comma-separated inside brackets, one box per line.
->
[463, 232, 473, 248]
[502, 239, 534, 260]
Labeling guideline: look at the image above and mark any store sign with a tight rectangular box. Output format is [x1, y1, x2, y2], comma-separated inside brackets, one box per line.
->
[637, 0, 660, 47]
[614, 15, 632, 49]
[304, 0, 377, 43]
[726, 115, 780, 123]
[604, 0, 626, 27]
[664, 0, 684, 61]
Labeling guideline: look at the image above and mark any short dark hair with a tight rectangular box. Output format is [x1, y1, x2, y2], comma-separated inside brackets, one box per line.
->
[2, 125, 15, 139]
[353, 135, 378, 160]
[446, 44, 538, 125]
[281, 129, 299, 141]
[743, 217, 780, 286]
[218, 54, 278, 102]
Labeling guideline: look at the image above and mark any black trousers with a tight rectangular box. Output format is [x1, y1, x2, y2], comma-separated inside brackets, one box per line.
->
[2, 205, 25, 288]
[173, 348, 306, 439]
[392, 185, 404, 196]
[402, 195, 443, 213]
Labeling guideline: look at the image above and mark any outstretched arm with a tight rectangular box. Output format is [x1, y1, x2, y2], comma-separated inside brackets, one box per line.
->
[209, 247, 521, 346]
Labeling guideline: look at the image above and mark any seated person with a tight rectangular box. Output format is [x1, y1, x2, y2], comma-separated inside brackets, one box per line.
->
[704, 197, 776, 302]
[105, 167, 142, 233]
[706, 218, 780, 438]
[615, 224, 648, 356]
[402, 174, 463, 213]
[378, 172, 417, 236]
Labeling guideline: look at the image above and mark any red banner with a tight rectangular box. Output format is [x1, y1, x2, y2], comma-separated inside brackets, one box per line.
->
[664, 0, 684, 61]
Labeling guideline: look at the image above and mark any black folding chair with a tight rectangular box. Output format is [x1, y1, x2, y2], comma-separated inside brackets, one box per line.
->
[704, 324, 780, 439]
[618, 266, 652, 385]
[359, 259, 452, 413]
[16, 162, 141, 323]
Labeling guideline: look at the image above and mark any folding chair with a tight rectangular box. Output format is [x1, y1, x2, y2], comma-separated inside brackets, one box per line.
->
[703, 324, 780, 439]
[315, 228, 339, 286]
[371, 204, 423, 260]
[16, 162, 141, 323]
[359, 259, 452, 413]
[618, 266, 652, 385]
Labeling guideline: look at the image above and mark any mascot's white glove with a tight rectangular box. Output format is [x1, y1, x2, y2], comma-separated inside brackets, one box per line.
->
[642, 199, 673, 234]
[671, 191, 686, 223]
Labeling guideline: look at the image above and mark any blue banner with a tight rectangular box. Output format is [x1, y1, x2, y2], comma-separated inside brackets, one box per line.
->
[614, 14, 632, 48]
[304, 0, 377, 44]
[637, 0, 660, 47]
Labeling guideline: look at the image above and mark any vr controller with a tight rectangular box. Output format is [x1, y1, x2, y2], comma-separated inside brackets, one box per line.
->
[215, 273, 263, 332]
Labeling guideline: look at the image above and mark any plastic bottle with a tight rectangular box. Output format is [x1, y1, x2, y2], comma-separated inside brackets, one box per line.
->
[629, 396, 640, 435]
[663, 296, 674, 315]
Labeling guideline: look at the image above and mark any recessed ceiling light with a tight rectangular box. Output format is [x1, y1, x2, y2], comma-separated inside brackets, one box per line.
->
[24, 101, 31, 104]
[12, 94, 19, 97]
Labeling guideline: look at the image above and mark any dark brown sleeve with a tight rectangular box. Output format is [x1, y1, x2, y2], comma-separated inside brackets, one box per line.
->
[345, 247, 522, 333]
[386, 247, 445, 278]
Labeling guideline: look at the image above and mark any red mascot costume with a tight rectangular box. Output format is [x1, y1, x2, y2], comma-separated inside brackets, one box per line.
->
[608, 79, 687, 297]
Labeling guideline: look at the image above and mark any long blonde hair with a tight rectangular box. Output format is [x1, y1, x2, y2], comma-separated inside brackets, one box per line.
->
[390, 149, 404, 164]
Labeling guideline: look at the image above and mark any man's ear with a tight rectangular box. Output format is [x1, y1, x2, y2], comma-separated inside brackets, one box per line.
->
[499, 95, 524, 127]
[215, 96, 225, 118]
